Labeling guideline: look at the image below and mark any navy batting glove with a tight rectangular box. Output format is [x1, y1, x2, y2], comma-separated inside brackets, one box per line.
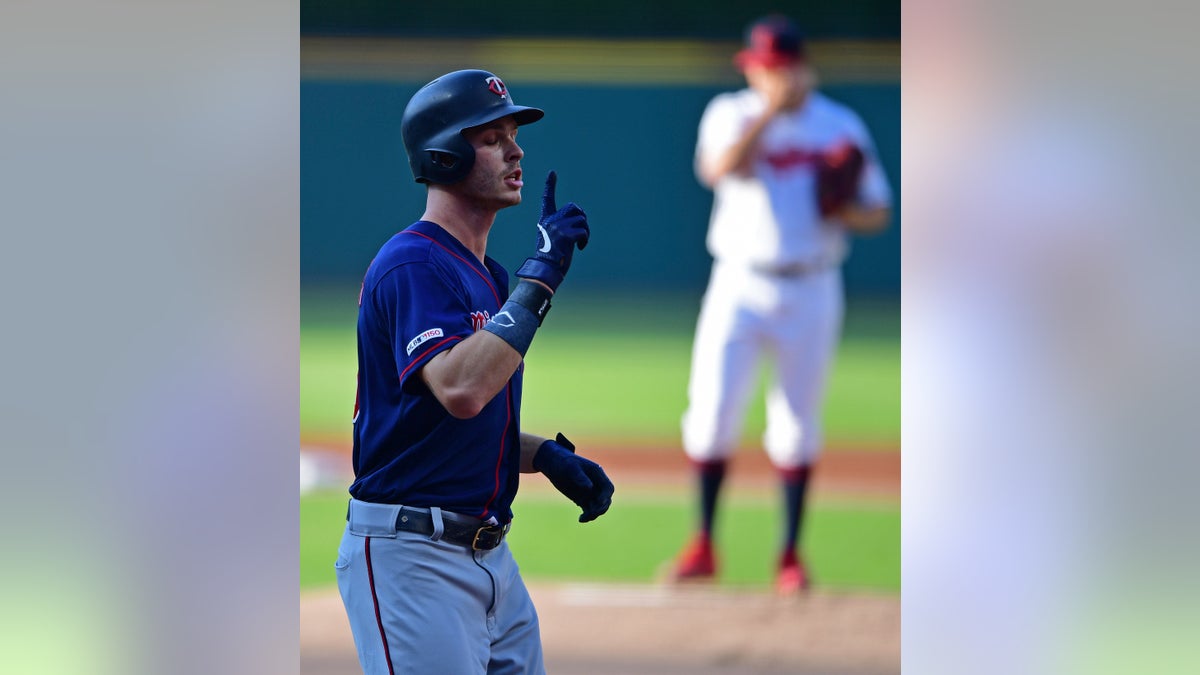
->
[533, 433, 614, 523]
[516, 171, 589, 292]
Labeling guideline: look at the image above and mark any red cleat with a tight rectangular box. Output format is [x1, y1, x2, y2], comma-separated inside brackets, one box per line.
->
[669, 534, 717, 582]
[776, 549, 811, 595]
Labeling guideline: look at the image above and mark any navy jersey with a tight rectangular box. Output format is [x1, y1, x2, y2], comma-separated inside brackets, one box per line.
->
[350, 220, 523, 523]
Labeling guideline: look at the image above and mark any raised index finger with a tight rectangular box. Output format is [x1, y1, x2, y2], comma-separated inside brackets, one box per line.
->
[541, 170, 557, 219]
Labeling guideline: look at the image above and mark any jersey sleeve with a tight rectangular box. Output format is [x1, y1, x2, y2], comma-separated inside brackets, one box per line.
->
[368, 261, 473, 394]
[846, 113, 893, 209]
[694, 94, 745, 185]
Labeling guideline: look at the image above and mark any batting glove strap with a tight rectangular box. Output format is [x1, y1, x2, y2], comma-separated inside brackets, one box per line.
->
[515, 258, 565, 291]
[480, 280, 553, 356]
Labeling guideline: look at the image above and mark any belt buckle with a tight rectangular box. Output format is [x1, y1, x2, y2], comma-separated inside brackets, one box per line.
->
[471, 523, 509, 551]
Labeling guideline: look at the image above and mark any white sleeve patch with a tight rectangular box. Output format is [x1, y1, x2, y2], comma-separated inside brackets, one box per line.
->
[406, 327, 444, 355]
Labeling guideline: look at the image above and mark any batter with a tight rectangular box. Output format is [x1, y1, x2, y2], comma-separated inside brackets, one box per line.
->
[336, 69, 614, 674]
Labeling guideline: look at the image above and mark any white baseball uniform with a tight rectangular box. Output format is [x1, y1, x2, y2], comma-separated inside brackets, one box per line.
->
[681, 88, 892, 468]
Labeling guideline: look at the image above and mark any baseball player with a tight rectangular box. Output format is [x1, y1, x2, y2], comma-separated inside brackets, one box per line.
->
[669, 15, 892, 595]
[335, 69, 615, 674]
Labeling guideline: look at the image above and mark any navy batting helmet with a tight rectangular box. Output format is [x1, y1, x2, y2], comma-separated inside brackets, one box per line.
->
[401, 69, 545, 184]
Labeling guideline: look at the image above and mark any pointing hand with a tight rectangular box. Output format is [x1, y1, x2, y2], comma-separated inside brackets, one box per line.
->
[517, 171, 589, 292]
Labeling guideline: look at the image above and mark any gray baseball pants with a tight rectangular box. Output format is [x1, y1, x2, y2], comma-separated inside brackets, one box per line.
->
[336, 499, 545, 675]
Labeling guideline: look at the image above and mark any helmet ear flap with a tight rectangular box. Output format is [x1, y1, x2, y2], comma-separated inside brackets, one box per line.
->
[414, 130, 475, 184]
[429, 152, 458, 169]
[415, 150, 467, 184]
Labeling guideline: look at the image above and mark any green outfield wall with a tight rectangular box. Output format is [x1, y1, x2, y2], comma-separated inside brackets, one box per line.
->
[301, 37, 899, 294]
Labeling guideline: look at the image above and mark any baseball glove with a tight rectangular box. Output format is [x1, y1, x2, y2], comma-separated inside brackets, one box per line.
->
[815, 143, 865, 218]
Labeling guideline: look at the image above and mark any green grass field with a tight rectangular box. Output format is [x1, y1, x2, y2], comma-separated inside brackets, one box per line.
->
[301, 288, 899, 446]
[300, 287, 898, 593]
[301, 489, 899, 592]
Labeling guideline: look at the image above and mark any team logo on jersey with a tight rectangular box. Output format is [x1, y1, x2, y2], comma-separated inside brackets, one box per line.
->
[764, 147, 821, 172]
[406, 327, 444, 355]
[469, 310, 491, 332]
[485, 76, 508, 97]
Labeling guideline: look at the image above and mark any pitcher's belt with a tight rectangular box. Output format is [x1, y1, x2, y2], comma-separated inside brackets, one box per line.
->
[749, 259, 833, 278]
[346, 499, 510, 551]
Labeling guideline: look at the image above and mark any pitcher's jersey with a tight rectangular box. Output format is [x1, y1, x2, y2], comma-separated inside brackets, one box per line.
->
[350, 220, 522, 524]
[696, 89, 892, 269]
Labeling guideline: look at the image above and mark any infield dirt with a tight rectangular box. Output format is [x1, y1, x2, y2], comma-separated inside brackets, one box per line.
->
[300, 444, 900, 674]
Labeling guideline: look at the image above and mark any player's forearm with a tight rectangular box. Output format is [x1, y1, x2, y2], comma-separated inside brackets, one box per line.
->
[700, 113, 776, 186]
[519, 432, 547, 473]
[420, 277, 558, 419]
[420, 331, 524, 419]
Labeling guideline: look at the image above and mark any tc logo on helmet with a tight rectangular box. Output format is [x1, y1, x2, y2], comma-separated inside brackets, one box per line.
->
[485, 76, 508, 97]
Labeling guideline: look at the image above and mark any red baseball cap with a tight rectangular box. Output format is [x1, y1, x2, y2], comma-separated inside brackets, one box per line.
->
[734, 15, 806, 69]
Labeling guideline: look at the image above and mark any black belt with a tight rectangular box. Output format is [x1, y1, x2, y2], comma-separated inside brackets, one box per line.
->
[750, 261, 828, 278]
[395, 507, 510, 551]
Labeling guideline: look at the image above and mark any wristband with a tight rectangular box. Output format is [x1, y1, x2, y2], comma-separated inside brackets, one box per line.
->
[480, 281, 553, 356]
[507, 279, 553, 325]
